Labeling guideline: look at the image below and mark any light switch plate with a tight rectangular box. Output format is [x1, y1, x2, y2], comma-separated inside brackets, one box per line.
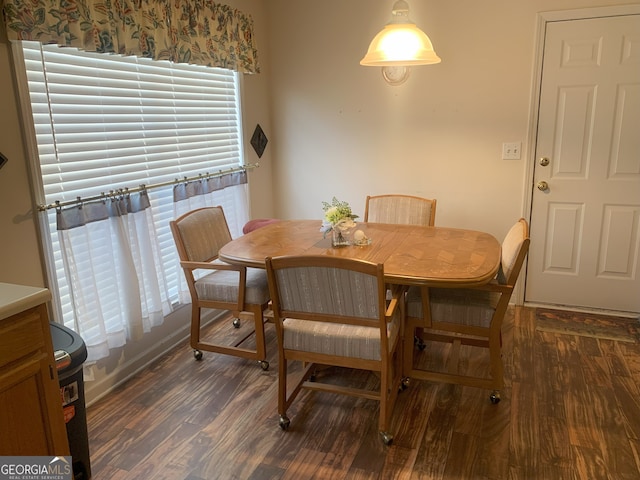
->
[502, 142, 521, 160]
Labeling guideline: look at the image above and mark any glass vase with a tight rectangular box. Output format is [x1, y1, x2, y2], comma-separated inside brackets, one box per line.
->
[331, 228, 350, 247]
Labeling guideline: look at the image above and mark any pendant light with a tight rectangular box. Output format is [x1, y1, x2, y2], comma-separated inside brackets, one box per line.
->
[360, 0, 441, 85]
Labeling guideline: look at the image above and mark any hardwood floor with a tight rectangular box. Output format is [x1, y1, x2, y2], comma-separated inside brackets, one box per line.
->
[86, 306, 640, 479]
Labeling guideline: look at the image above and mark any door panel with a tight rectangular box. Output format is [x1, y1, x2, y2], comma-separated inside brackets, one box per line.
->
[611, 84, 640, 177]
[544, 203, 583, 273]
[527, 14, 640, 314]
[553, 86, 593, 177]
[599, 206, 639, 278]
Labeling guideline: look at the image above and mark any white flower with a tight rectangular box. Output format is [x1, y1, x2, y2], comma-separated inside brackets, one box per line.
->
[320, 197, 359, 237]
[334, 218, 356, 231]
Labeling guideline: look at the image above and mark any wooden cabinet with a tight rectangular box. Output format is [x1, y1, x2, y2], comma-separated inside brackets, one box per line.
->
[0, 284, 70, 456]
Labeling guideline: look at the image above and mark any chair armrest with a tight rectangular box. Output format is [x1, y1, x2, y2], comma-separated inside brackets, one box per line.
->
[385, 285, 406, 318]
[179, 260, 249, 311]
[180, 260, 245, 273]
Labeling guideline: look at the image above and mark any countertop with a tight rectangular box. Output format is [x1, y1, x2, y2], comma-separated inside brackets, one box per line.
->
[0, 282, 51, 320]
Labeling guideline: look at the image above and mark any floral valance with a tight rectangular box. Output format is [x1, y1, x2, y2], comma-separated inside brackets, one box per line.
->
[2, 0, 260, 73]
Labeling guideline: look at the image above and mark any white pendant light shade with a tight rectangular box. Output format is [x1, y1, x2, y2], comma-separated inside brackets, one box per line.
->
[360, 24, 440, 65]
[360, 1, 441, 67]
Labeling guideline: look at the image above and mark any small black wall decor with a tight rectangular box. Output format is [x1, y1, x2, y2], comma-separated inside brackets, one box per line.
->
[250, 124, 268, 158]
[0, 152, 7, 169]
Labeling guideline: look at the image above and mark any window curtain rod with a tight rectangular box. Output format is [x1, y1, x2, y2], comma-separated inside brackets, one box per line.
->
[38, 162, 259, 212]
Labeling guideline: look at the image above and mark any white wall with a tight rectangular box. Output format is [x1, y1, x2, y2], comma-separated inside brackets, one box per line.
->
[0, 20, 46, 287]
[237, 1, 275, 220]
[264, 0, 639, 241]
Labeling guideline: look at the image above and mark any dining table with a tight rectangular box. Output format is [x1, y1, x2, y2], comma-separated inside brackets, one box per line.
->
[219, 220, 502, 287]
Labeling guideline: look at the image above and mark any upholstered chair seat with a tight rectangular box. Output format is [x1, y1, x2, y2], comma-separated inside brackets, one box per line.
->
[195, 267, 270, 306]
[406, 286, 501, 329]
[283, 311, 400, 361]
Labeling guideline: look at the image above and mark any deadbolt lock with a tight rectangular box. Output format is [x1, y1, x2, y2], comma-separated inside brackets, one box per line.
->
[539, 157, 550, 166]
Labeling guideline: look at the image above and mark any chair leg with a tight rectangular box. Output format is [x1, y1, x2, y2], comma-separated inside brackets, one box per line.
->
[247, 304, 269, 370]
[488, 331, 504, 404]
[190, 306, 202, 347]
[278, 349, 290, 430]
[414, 328, 426, 350]
[379, 337, 403, 446]
[191, 306, 203, 360]
[378, 369, 389, 434]
[403, 318, 418, 377]
[251, 305, 267, 359]
[277, 359, 321, 432]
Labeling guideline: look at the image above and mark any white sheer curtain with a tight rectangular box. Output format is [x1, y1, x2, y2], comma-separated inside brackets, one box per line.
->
[57, 190, 172, 361]
[172, 172, 250, 304]
[173, 172, 249, 231]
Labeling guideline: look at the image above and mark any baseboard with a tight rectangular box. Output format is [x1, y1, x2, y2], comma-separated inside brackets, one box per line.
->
[524, 301, 639, 320]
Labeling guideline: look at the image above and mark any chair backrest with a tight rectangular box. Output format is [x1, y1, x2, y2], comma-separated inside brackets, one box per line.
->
[170, 206, 232, 263]
[266, 255, 387, 327]
[364, 194, 437, 226]
[497, 218, 530, 286]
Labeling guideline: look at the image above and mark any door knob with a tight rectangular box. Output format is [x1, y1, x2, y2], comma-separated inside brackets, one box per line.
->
[537, 181, 549, 191]
[539, 157, 550, 166]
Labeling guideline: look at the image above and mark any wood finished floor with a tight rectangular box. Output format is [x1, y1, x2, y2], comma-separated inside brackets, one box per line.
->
[86, 306, 640, 479]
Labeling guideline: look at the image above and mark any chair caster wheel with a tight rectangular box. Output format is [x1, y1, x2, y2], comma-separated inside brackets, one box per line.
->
[259, 360, 269, 371]
[193, 349, 203, 361]
[232, 318, 241, 328]
[380, 431, 393, 446]
[489, 391, 501, 404]
[279, 416, 290, 430]
[399, 377, 410, 391]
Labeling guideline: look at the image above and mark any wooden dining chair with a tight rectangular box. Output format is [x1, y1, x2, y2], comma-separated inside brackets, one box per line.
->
[170, 206, 271, 369]
[265, 255, 405, 445]
[365, 194, 437, 349]
[403, 218, 530, 403]
[364, 194, 437, 226]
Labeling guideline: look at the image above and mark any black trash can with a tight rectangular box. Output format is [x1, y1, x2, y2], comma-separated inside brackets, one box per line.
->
[50, 322, 91, 480]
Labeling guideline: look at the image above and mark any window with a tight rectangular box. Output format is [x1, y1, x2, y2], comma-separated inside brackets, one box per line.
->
[15, 41, 248, 356]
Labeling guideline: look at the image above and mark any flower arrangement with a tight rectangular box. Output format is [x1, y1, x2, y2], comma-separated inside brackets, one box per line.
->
[321, 197, 358, 245]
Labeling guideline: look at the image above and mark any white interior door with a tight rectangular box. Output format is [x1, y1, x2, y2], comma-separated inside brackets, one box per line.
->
[526, 13, 640, 314]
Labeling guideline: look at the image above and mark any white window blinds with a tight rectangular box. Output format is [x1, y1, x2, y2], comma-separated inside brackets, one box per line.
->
[22, 41, 243, 199]
[17, 41, 247, 337]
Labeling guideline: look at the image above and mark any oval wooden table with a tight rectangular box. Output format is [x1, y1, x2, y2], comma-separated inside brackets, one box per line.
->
[220, 220, 502, 287]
